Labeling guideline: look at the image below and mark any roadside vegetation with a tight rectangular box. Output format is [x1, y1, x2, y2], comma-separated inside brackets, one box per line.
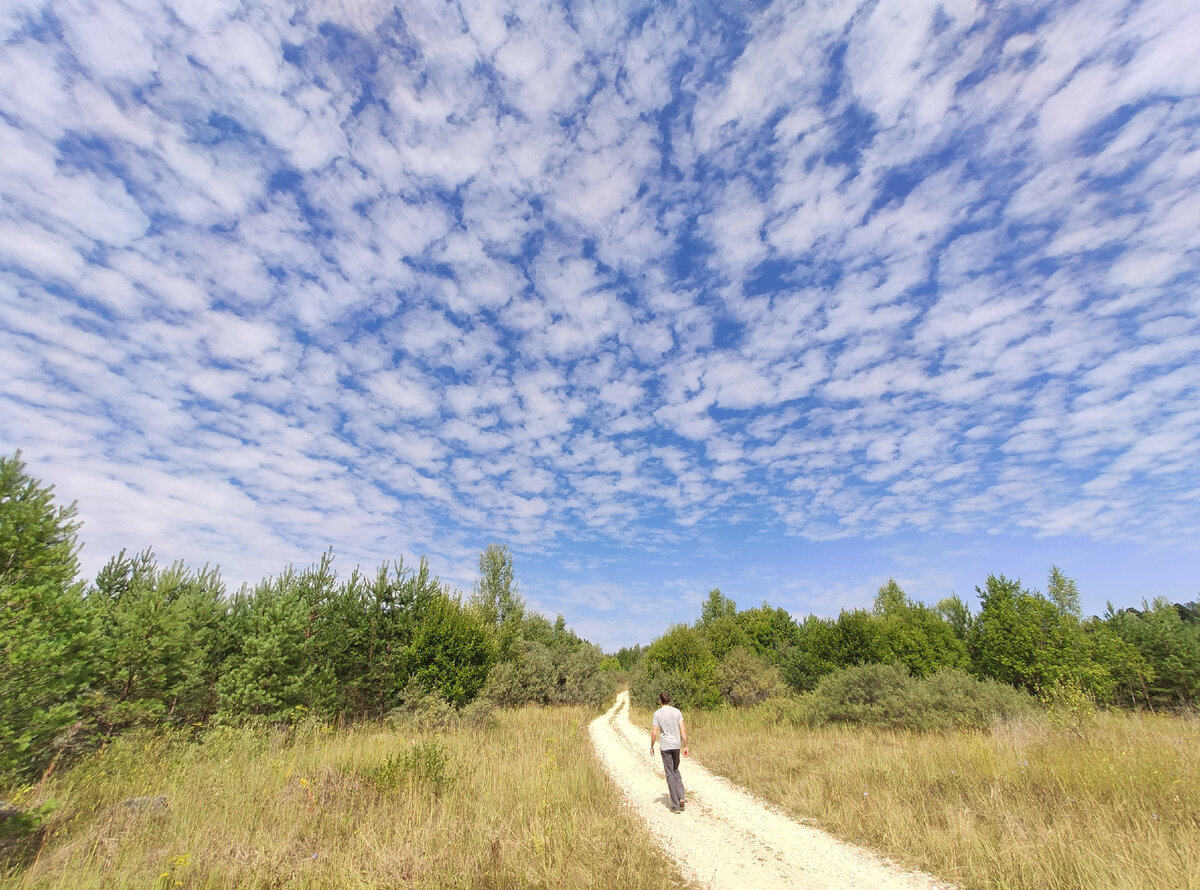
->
[4, 704, 693, 889]
[671, 705, 1200, 890]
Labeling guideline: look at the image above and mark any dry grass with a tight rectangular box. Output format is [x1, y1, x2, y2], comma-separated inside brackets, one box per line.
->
[4, 707, 694, 889]
[634, 704, 1200, 890]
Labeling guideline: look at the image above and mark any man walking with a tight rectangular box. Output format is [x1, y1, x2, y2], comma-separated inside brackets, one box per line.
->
[650, 691, 688, 813]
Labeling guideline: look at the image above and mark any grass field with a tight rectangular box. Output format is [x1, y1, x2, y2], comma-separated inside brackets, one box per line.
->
[3, 706, 694, 889]
[633, 704, 1200, 890]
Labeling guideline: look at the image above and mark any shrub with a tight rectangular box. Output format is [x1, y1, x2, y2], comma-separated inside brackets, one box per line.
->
[388, 681, 458, 731]
[917, 668, 1037, 729]
[360, 740, 456, 795]
[717, 647, 783, 707]
[482, 640, 614, 708]
[806, 663, 1037, 731]
[809, 663, 919, 728]
[1040, 680, 1098, 737]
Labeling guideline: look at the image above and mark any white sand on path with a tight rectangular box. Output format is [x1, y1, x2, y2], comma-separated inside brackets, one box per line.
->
[588, 691, 956, 890]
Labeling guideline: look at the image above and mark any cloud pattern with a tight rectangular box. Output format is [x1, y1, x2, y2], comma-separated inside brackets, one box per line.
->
[2, 0, 1198, 645]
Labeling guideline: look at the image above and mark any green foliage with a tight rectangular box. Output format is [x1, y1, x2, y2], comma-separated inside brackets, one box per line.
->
[216, 555, 339, 720]
[389, 681, 460, 731]
[485, 640, 556, 706]
[484, 633, 614, 708]
[716, 646, 782, 707]
[915, 668, 1038, 728]
[1047, 564, 1082, 618]
[0, 579, 91, 783]
[1105, 597, 1200, 708]
[878, 601, 969, 678]
[1039, 680, 1098, 737]
[554, 643, 615, 707]
[329, 559, 441, 718]
[807, 663, 1036, 731]
[630, 624, 722, 710]
[737, 604, 798, 662]
[698, 588, 737, 625]
[936, 594, 973, 644]
[700, 613, 749, 661]
[408, 592, 496, 706]
[970, 569, 1148, 704]
[611, 644, 645, 671]
[0, 453, 92, 783]
[807, 662, 919, 727]
[828, 608, 891, 666]
[0, 452, 80, 591]
[468, 543, 524, 662]
[87, 550, 227, 733]
[971, 573, 1081, 695]
[873, 578, 909, 614]
[1078, 618, 1151, 706]
[360, 740, 456, 795]
[779, 615, 838, 692]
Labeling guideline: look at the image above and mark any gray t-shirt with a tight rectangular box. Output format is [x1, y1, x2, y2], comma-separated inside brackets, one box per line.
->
[652, 704, 684, 751]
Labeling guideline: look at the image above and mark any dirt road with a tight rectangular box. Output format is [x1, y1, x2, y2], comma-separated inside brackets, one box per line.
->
[588, 691, 953, 890]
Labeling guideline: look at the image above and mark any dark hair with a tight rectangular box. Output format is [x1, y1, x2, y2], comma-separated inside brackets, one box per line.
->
[659, 691, 671, 705]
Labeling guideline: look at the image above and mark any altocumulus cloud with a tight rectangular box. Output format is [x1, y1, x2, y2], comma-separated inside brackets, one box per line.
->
[1, 0, 1198, 648]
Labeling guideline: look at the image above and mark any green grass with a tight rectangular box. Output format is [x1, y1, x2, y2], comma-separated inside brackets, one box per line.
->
[638, 703, 1200, 890]
[4, 707, 695, 889]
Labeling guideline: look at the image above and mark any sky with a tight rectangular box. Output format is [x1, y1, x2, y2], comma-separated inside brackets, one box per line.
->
[2, 0, 1198, 650]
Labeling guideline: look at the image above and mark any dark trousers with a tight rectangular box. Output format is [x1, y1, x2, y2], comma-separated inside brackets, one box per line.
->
[660, 748, 684, 807]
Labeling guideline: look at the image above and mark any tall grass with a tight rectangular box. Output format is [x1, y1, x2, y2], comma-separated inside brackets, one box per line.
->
[4, 707, 695, 889]
[650, 704, 1199, 890]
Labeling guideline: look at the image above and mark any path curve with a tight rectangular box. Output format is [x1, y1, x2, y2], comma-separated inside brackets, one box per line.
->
[588, 691, 954, 890]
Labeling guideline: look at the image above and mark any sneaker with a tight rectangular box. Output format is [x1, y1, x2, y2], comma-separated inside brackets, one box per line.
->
[679, 801, 685, 811]
[671, 806, 681, 814]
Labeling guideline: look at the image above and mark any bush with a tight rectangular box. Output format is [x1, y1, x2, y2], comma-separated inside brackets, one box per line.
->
[481, 640, 614, 708]
[917, 668, 1037, 729]
[360, 740, 456, 795]
[805, 663, 1037, 731]
[387, 680, 496, 731]
[717, 647, 783, 707]
[1040, 680, 1098, 737]
[388, 681, 458, 731]
[809, 663, 919, 728]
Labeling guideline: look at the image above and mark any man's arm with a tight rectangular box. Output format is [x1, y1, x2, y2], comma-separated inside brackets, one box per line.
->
[650, 724, 659, 753]
[680, 717, 688, 756]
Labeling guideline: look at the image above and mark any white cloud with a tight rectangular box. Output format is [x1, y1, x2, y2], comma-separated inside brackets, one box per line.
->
[0, 0, 1197, 654]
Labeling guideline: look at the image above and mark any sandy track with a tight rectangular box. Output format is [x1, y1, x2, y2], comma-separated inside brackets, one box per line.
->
[588, 691, 954, 890]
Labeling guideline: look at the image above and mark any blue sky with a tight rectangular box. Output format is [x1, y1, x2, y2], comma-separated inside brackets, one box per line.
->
[2, 0, 1198, 650]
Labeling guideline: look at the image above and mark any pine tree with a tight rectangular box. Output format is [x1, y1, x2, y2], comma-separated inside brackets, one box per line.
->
[0, 453, 93, 782]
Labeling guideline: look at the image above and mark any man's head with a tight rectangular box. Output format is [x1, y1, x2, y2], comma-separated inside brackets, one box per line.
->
[659, 691, 672, 705]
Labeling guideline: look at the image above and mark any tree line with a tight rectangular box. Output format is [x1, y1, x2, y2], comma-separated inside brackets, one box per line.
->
[1, 453, 612, 784]
[629, 573, 1199, 714]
